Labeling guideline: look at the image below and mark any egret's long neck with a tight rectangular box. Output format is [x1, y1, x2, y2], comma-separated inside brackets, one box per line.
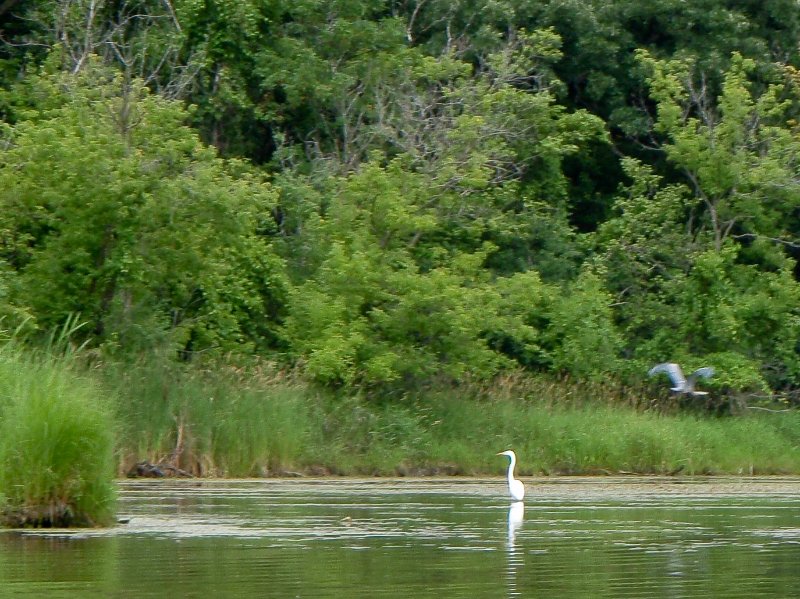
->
[506, 455, 516, 481]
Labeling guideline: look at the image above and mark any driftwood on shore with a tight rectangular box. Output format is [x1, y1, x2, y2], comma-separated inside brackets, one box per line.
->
[126, 418, 195, 478]
[126, 461, 194, 478]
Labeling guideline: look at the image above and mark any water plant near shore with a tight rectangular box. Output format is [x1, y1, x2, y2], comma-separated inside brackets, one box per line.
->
[0, 347, 116, 527]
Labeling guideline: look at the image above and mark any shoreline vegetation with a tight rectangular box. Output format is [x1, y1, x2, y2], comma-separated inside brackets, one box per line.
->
[0, 345, 116, 527]
[1, 342, 799, 527]
[109, 360, 800, 480]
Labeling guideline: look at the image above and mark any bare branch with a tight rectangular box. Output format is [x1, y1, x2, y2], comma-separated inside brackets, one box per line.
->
[731, 233, 800, 249]
[746, 406, 793, 413]
[16, 0, 196, 99]
[406, 0, 428, 43]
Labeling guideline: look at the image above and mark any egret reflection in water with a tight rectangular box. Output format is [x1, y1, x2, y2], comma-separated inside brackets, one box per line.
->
[505, 501, 525, 598]
[507, 501, 524, 545]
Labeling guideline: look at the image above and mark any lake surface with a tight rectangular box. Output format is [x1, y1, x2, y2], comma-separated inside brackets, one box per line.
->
[1, 477, 799, 598]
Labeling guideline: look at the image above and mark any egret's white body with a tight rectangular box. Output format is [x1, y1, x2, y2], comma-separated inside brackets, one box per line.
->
[497, 450, 525, 502]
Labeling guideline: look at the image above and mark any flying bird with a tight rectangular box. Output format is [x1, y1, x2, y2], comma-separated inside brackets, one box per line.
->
[648, 362, 714, 396]
[497, 450, 525, 502]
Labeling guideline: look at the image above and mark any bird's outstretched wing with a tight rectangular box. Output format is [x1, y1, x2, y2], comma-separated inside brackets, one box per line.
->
[648, 362, 687, 389]
[687, 367, 714, 383]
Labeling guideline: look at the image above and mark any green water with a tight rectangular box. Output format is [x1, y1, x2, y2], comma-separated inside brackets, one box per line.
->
[1, 478, 799, 598]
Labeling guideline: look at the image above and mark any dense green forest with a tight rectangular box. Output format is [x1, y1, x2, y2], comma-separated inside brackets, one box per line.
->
[3, 0, 800, 405]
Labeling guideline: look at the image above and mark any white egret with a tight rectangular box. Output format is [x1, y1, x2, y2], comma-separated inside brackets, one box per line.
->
[497, 450, 525, 502]
[648, 362, 715, 396]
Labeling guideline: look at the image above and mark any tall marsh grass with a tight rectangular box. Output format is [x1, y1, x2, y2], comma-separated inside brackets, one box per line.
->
[0, 345, 116, 527]
[426, 397, 800, 476]
[102, 360, 800, 477]
[107, 360, 314, 476]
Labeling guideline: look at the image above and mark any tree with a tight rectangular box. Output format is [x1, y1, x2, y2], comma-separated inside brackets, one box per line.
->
[0, 1, 195, 94]
[0, 56, 287, 355]
[542, 269, 623, 380]
[274, 30, 605, 281]
[283, 160, 519, 389]
[639, 50, 800, 254]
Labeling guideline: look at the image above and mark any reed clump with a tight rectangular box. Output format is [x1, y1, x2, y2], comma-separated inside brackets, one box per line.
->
[0, 346, 116, 527]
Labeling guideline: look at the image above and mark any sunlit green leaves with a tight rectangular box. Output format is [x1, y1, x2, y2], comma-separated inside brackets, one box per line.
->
[544, 270, 623, 380]
[639, 50, 800, 250]
[0, 58, 286, 355]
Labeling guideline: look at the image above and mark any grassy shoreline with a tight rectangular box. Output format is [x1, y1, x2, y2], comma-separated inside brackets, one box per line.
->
[1, 342, 798, 524]
[104, 361, 800, 479]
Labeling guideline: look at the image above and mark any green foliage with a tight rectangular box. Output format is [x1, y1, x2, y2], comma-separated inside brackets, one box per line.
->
[590, 55, 800, 390]
[596, 159, 800, 390]
[284, 161, 513, 388]
[543, 270, 623, 380]
[591, 159, 693, 363]
[0, 57, 287, 355]
[3, 4, 800, 400]
[674, 247, 800, 389]
[638, 50, 800, 251]
[171, 0, 410, 161]
[0, 345, 116, 527]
